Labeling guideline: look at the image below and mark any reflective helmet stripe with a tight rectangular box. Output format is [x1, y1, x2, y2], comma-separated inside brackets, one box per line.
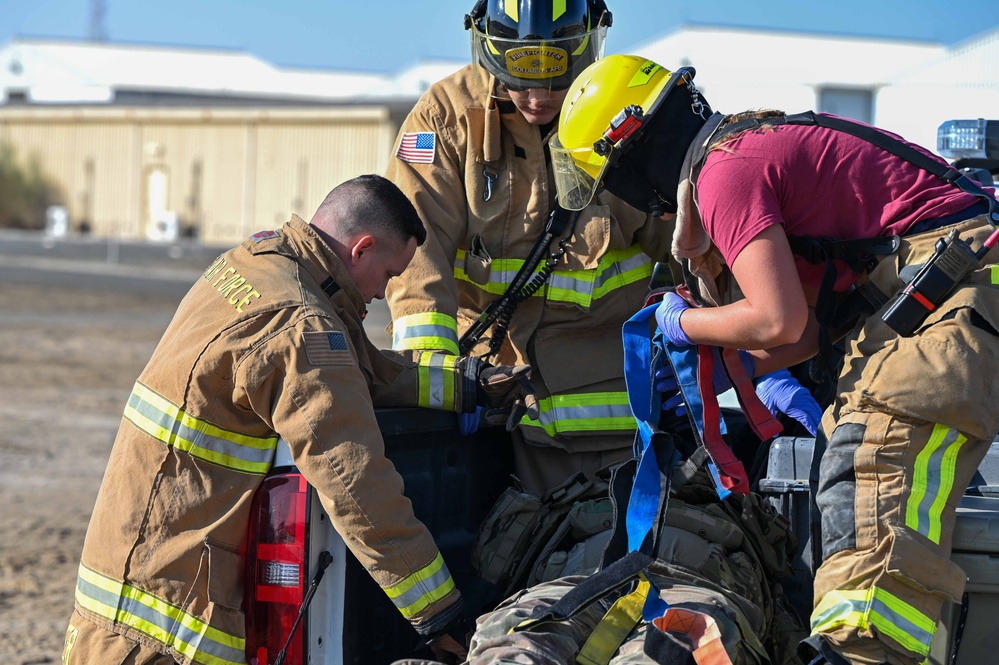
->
[553, 0, 567, 21]
[505, 1, 518, 22]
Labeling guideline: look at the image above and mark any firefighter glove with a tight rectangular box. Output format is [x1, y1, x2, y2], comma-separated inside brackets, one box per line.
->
[476, 363, 539, 431]
[755, 369, 822, 436]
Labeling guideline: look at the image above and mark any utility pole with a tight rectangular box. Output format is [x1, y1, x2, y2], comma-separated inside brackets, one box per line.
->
[89, 0, 108, 42]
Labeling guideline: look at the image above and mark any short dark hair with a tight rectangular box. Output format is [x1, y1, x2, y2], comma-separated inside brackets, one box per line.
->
[316, 174, 427, 246]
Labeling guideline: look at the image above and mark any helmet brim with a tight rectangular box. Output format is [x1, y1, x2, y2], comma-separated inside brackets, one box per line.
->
[470, 24, 607, 95]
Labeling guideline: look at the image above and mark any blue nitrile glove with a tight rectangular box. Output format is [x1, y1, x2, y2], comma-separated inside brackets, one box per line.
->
[654, 292, 693, 347]
[458, 406, 483, 436]
[754, 369, 823, 436]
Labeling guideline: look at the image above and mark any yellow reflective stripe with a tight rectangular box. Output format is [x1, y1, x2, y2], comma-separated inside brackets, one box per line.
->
[383, 551, 456, 619]
[592, 246, 654, 299]
[76, 564, 245, 665]
[553, 0, 566, 21]
[572, 33, 591, 57]
[124, 382, 277, 475]
[576, 576, 650, 665]
[455, 245, 651, 306]
[811, 587, 936, 657]
[505, 1, 518, 22]
[417, 353, 457, 411]
[519, 392, 635, 436]
[392, 312, 460, 355]
[905, 424, 967, 543]
[991, 264, 999, 284]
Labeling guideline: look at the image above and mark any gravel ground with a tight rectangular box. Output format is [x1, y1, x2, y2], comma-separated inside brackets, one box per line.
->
[0, 263, 391, 663]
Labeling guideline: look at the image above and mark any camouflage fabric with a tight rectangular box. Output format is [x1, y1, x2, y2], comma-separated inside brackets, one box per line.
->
[466, 476, 807, 665]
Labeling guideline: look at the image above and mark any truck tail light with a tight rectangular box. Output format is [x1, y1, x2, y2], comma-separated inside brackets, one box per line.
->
[245, 472, 309, 665]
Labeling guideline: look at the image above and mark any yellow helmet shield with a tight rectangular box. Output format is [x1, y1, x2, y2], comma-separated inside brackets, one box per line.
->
[549, 55, 692, 210]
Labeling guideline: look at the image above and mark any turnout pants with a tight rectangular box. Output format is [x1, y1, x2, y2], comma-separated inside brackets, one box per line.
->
[811, 216, 999, 665]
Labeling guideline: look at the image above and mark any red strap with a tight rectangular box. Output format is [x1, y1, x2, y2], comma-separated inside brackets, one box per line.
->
[719, 347, 783, 442]
[696, 345, 750, 495]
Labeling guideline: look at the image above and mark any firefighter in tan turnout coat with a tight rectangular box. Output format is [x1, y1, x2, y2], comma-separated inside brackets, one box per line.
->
[64, 176, 537, 665]
[385, 0, 674, 495]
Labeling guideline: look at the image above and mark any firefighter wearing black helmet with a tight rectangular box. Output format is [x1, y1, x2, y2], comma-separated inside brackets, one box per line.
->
[385, 1, 675, 499]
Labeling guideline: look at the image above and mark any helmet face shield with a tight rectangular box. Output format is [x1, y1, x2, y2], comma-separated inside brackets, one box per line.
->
[550, 55, 702, 213]
[550, 133, 610, 210]
[470, 24, 607, 95]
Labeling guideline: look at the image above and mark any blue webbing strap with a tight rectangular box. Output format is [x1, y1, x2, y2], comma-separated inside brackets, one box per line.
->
[620, 304, 672, 621]
[622, 303, 664, 553]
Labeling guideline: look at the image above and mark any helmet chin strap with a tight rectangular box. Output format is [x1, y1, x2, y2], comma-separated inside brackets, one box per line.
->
[647, 190, 676, 218]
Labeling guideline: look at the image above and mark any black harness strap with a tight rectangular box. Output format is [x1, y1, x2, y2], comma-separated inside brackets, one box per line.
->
[696, 110, 999, 381]
[458, 205, 578, 357]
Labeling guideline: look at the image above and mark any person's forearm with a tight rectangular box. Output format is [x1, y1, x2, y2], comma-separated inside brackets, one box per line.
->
[679, 298, 808, 351]
[747, 310, 822, 375]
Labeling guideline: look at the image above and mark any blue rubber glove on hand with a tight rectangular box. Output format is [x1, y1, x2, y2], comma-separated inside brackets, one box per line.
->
[458, 406, 483, 436]
[754, 369, 823, 436]
[655, 292, 693, 347]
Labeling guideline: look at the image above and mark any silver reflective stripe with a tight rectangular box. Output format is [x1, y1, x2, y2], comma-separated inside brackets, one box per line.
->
[383, 552, 456, 619]
[811, 587, 936, 657]
[906, 424, 967, 543]
[519, 392, 636, 435]
[391, 313, 460, 355]
[393, 323, 459, 348]
[594, 249, 653, 294]
[76, 565, 246, 665]
[123, 382, 277, 475]
[417, 353, 457, 411]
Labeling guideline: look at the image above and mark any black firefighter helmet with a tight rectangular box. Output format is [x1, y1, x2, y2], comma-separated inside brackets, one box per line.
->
[465, 0, 613, 92]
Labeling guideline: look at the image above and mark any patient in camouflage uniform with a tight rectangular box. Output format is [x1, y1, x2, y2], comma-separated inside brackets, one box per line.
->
[465, 469, 807, 665]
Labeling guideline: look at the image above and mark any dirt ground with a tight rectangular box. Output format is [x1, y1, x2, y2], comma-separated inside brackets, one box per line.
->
[0, 278, 182, 663]
[0, 266, 392, 663]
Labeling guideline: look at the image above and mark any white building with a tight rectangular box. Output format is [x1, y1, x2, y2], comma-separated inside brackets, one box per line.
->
[1, 25, 997, 242]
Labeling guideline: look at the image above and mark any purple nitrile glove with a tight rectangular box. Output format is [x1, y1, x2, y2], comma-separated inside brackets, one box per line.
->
[655, 292, 693, 347]
[754, 369, 823, 436]
[709, 347, 756, 395]
[655, 348, 756, 416]
[654, 364, 688, 416]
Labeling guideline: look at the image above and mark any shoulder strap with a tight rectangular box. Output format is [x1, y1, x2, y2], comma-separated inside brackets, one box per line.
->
[713, 111, 999, 223]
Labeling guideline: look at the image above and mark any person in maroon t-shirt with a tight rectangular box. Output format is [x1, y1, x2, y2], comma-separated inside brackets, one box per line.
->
[549, 55, 999, 665]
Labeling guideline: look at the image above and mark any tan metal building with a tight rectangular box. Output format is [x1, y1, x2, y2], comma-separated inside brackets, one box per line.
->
[0, 39, 464, 245]
[0, 105, 396, 244]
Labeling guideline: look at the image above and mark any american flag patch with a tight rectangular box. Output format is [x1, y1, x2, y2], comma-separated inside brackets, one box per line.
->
[396, 132, 436, 164]
[303, 331, 353, 366]
[250, 230, 279, 243]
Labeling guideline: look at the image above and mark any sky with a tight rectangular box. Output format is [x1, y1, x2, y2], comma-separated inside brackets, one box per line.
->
[2, 0, 999, 73]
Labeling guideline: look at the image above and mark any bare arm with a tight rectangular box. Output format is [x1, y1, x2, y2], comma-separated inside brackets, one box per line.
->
[678, 225, 814, 371]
